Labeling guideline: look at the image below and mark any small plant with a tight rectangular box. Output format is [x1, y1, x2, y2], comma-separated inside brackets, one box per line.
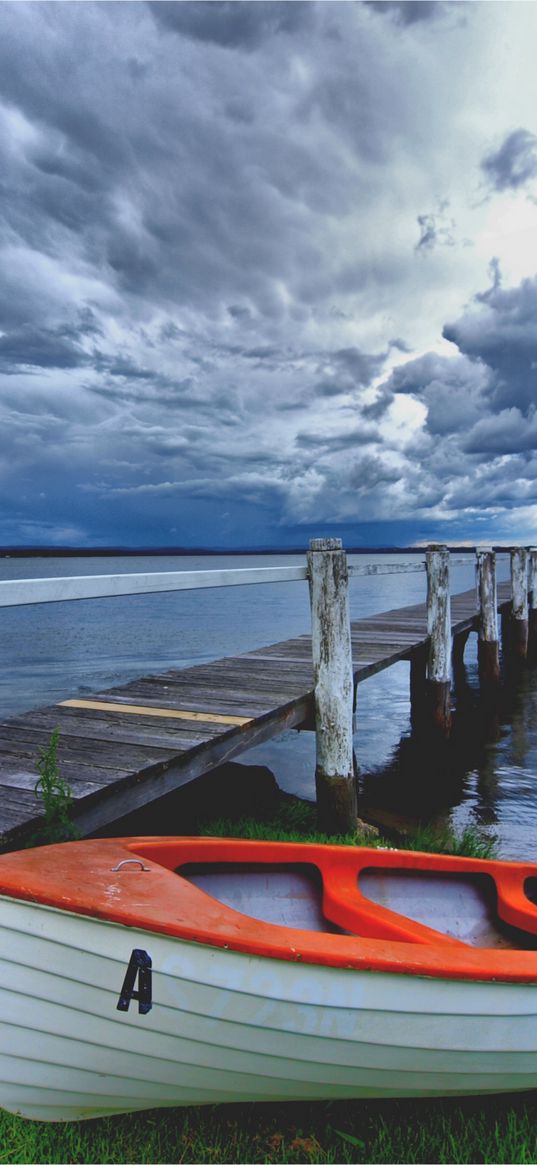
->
[397, 823, 498, 860]
[33, 727, 79, 845]
[199, 799, 498, 860]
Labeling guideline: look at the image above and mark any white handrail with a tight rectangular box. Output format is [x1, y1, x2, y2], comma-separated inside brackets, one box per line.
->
[0, 566, 309, 608]
[0, 551, 511, 609]
[0, 560, 434, 608]
[349, 562, 424, 576]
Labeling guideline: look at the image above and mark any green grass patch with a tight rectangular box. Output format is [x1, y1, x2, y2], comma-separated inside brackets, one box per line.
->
[394, 822, 498, 860]
[200, 796, 497, 860]
[200, 795, 363, 848]
[3, 1093, 537, 1164]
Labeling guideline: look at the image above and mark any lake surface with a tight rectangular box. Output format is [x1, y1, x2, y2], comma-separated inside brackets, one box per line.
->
[1, 550, 535, 860]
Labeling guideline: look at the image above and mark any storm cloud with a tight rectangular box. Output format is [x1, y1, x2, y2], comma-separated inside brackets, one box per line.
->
[148, 1, 312, 47]
[1, 1, 537, 548]
[444, 274, 537, 414]
[364, 2, 444, 26]
[481, 129, 537, 193]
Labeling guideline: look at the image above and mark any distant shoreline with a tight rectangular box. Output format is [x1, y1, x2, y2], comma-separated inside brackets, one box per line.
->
[0, 545, 479, 558]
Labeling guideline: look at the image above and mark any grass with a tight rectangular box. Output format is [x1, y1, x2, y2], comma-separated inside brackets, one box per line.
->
[200, 795, 498, 860]
[389, 821, 498, 860]
[3, 1093, 537, 1164]
[3, 802, 522, 1165]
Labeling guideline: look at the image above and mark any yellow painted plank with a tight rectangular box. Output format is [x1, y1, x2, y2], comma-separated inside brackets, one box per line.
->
[59, 699, 252, 727]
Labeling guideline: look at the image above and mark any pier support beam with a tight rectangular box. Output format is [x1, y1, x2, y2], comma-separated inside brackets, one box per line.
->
[476, 546, 500, 690]
[426, 544, 452, 738]
[505, 547, 528, 666]
[409, 643, 427, 735]
[452, 628, 471, 674]
[308, 537, 357, 834]
[529, 547, 537, 665]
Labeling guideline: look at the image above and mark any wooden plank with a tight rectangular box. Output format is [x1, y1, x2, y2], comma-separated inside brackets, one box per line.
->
[136, 670, 311, 691]
[50, 759, 171, 792]
[0, 729, 185, 771]
[0, 787, 45, 831]
[43, 695, 314, 839]
[112, 666, 314, 689]
[125, 663, 314, 686]
[4, 706, 232, 741]
[59, 699, 252, 727]
[0, 765, 105, 797]
[87, 682, 311, 709]
[1, 711, 221, 751]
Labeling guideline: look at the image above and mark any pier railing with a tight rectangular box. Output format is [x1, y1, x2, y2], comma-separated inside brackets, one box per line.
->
[0, 555, 453, 606]
[0, 542, 534, 833]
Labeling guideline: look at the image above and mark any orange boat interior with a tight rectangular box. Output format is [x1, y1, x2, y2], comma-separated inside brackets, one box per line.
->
[2, 836, 537, 981]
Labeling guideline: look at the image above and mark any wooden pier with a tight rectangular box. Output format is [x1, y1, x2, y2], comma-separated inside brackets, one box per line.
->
[0, 544, 520, 850]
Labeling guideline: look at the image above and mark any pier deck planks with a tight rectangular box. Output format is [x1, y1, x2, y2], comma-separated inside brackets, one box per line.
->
[0, 582, 512, 848]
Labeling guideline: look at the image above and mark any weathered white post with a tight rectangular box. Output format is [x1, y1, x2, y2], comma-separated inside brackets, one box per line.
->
[426, 544, 452, 737]
[476, 546, 500, 688]
[508, 546, 528, 662]
[308, 537, 356, 833]
[528, 547, 537, 664]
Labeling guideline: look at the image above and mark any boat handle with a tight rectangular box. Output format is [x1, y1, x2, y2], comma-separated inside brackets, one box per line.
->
[111, 859, 151, 872]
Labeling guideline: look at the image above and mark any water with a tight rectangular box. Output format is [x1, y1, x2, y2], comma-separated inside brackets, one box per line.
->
[1, 551, 535, 860]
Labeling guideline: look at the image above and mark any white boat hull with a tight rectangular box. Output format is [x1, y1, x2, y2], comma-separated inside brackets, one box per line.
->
[2, 894, 537, 1121]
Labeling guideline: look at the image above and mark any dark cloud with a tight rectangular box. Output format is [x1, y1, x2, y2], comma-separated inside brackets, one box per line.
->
[448, 454, 537, 509]
[88, 354, 197, 406]
[364, 2, 443, 25]
[481, 128, 537, 192]
[295, 424, 379, 451]
[0, 317, 98, 372]
[463, 409, 537, 455]
[416, 203, 456, 252]
[387, 351, 488, 433]
[242, 346, 283, 364]
[307, 346, 391, 403]
[148, 1, 312, 48]
[348, 453, 402, 489]
[227, 305, 254, 322]
[331, 347, 387, 385]
[443, 275, 537, 414]
[314, 380, 350, 399]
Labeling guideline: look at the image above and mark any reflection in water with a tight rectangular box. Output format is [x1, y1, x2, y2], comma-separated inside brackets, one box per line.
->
[358, 634, 537, 861]
[247, 632, 537, 861]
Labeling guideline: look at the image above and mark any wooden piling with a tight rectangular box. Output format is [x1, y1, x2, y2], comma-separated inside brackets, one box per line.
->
[426, 544, 452, 737]
[529, 547, 537, 665]
[308, 537, 357, 833]
[452, 627, 471, 673]
[409, 642, 428, 734]
[476, 546, 500, 688]
[507, 547, 528, 663]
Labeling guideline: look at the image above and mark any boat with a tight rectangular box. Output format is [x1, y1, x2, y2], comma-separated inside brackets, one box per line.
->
[2, 835, 537, 1121]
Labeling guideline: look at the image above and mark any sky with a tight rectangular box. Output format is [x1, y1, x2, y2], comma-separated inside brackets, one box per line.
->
[2, 1, 537, 550]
